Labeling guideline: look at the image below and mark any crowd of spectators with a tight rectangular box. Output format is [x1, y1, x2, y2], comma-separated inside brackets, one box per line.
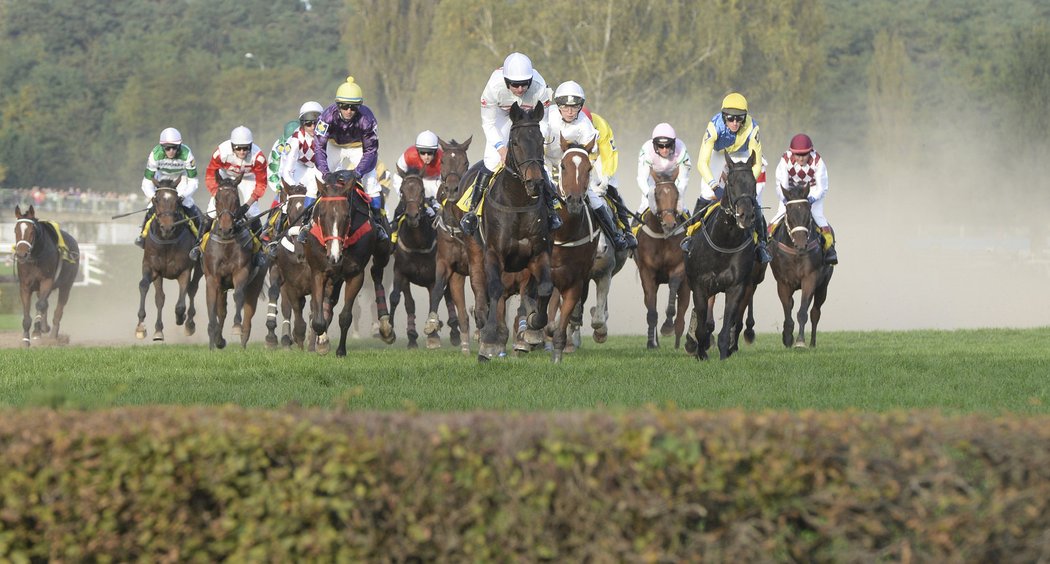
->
[0, 186, 142, 217]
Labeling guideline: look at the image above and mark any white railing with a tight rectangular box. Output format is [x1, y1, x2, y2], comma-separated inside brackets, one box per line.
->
[0, 242, 105, 286]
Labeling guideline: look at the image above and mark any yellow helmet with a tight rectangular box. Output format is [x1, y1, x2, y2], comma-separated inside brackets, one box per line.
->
[721, 92, 748, 115]
[336, 76, 364, 104]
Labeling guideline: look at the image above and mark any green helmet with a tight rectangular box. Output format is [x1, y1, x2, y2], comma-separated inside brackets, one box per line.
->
[282, 120, 299, 139]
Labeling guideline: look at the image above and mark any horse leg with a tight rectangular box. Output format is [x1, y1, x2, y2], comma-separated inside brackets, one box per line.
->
[174, 268, 190, 328]
[640, 270, 660, 349]
[337, 275, 365, 357]
[552, 285, 582, 363]
[450, 273, 470, 355]
[311, 274, 331, 355]
[292, 295, 307, 350]
[406, 285, 421, 350]
[810, 276, 831, 348]
[730, 284, 757, 353]
[279, 283, 294, 348]
[152, 277, 166, 341]
[691, 288, 711, 360]
[389, 271, 403, 345]
[426, 262, 449, 339]
[674, 277, 691, 349]
[265, 265, 282, 349]
[205, 279, 220, 350]
[479, 251, 505, 360]
[185, 263, 202, 336]
[51, 281, 73, 342]
[661, 278, 677, 337]
[137, 269, 153, 340]
[777, 281, 796, 348]
[795, 278, 815, 349]
[443, 285, 459, 347]
[529, 254, 553, 334]
[19, 285, 33, 347]
[34, 279, 54, 337]
[468, 242, 489, 334]
[371, 260, 395, 344]
[239, 275, 265, 349]
[719, 285, 748, 359]
[591, 273, 610, 343]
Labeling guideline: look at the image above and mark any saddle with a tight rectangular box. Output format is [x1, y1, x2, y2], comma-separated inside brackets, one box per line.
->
[40, 221, 78, 264]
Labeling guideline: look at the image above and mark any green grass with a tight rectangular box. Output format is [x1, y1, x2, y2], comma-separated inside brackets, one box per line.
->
[0, 329, 1047, 413]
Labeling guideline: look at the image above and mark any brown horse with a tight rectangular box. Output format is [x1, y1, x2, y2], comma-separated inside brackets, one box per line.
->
[389, 170, 438, 348]
[546, 138, 600, 362]
[769, 179, 834, 348]
[425, 136, 473, 353]
[304, 170, 393, 356]
[683, 153, 759, 360]
[264, 180, 313, 349]
[201, 173, 266, 349]
[633, 168, 690, 349]
[12, 205, 79, 346]
[136, 177, 203, 342]
[471, 102, 555, 361]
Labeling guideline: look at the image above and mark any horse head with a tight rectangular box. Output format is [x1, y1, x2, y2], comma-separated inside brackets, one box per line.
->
[723, 152, 758, 230]
[558, 135, 595, 215]
[651, 167, 680, 234]
[151, 176, 184, 237]
[212, 171, 244, 237]
[281, 180, 309, 226]
[12, 205, 38, 262]
[507, 102, 547, 198]
[399, 169, 426, 229]
[438, 136, 471, 203]
[316, 171, 352, 265]
[783, 179, 813, 251]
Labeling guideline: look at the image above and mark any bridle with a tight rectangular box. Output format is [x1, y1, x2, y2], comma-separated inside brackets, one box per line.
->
[505, 122, 545, 184]
[314, 196, 352, 248]
[13, 218, 37, 260]
[558, 146, 591, 201]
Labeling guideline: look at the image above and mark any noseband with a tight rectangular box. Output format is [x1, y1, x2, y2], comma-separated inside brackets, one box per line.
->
[506, 122, 545, 182]
[13, 218, 37, 257]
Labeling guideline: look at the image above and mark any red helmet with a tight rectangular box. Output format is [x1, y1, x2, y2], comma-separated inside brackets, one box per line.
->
[789, 133, 813, 154]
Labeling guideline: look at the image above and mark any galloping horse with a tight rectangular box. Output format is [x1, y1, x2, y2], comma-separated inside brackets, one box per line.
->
[546, 137, 600, 362]
[633, 168, 690, 349]
[472, 102, 555, 361]
[769, 179, 834, 348]
[304, 170, 393, 356]
[12, 205, 79, 346]
[426, 136, 472, 353]
[264, 180, 312, 349]
[136, 177, 202, 342]
[201, 172, 266, 349]
[388, 171, 438, 348]
[683, 153, 759, 360]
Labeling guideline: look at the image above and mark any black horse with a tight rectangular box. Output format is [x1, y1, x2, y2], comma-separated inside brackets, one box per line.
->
[683, 152, 759, 360]
[769, 179, 834, 348]
[388, 170, 438, 348]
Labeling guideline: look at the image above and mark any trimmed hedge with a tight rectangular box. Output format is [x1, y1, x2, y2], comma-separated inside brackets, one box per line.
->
[0, 408, 1048, 561]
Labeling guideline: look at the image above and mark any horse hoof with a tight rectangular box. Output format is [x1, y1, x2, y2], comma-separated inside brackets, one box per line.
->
[135, 327, 146, 340]
[660, 322, 674, 337]
[423, 316, 442, 335]
[685, 335, 697, 354]
[185, 323, 196, 337]
[281, 336, 292, 348]
[449, 330, 462, 347]
[316, 334, 330, 356]
[563, 342, 576, 354]
[523, 329, 544, 345]
[153, 331, 164, 342]
[794, 341, 808, 349]
[461, 343, 470, 355]
[379, 316, 396, 344]
[407, 339, 419, 350]
[231, 324, 242, 337]
[265, 335, 278, 350]
[175, 312, 185, 326]
[551, 350, 563, 363]
[513, 339, 530, 353]
[477, 354, 490, 363]
[646, 340, 659, 350]
[216, 338, 226, 349]
[743, 328, 756, 344]
[426, 335, 441, 349]
[526, 312, 545, 331]
[592, 328, 607, 344]
[479, 343, 501, 359]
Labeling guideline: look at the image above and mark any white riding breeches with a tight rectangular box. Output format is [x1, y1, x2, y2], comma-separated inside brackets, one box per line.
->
[324, 142, 381, 200]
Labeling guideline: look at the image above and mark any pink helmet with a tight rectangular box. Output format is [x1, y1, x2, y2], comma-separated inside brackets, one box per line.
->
[652, 123, 676, 141]
[789, 133, 814, 154]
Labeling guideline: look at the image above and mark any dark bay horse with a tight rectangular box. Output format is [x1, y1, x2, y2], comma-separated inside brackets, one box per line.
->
[770, 180, 834, 348]
[304, 170, 393, 356]
[264, 181, 312, 349]
[473, 102, 555, 361]
[546, 138, 599, 362]
[426, 136, 472, 353]
[201, 173, 266, 349]
[633, 168, 690, 349]
[389, 171, 438, 348]
[683, 153, 759, 360]
[136, 177, 202, 342]
[12, 205, 79, 346]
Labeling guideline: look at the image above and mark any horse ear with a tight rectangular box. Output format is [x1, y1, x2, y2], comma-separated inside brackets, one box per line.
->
[214, 169, 223, 185]
[463, 135, 472, 149]
[559, 133, 570, 153]
[530, 102, 545, 122]
[746, 150, 756, 169]
[14, 205, 22, 218]
[173, 175, 182, 188]
[438, 137, 448, 151]
[26, 205, 35, 218]
[509, 102, 523, 122]
[235, 173, 245, 185]
[584, 137, 596, 154]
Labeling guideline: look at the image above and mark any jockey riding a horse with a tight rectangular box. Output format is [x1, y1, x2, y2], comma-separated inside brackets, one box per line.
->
[268, 119, 301, 196]
[135, 127, 201, 248]
[635, 122, 692, 222]
[460, 52, 562, 235]
[300, 76, 389, 242]
[390, 130, 444, 241]
[579, 105, 637, 249]
[543, 81, 636, 251]
[696, 92, 772, 264]
[189, 126, 268, 266]
[772, 133, 838, 265]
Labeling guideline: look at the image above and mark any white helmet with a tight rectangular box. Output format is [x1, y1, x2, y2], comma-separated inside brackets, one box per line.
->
[652, 123, 676, 141]
[298, 100, 324, 122]
[230, 126, 253, 146]
[502, 52, 533, 82]
[554, 81, 585, 106]
[159, 127, 182, 145]
[415, 130, 439, 150]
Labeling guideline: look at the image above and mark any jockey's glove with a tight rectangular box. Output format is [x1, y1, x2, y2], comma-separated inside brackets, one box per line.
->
[807, 196, 816, 205]
[236, 203, 251, 218]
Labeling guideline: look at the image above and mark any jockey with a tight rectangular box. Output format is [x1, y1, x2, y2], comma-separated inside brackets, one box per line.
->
[309, 76, 388, 241]
[460, 52, 562, 235]
[267, 120, 300, 196]
[581, 106, 636, 247]
[136, 127, 200, 247]
[543, 81, 635, 250]
[279, 101, 325, 205]
[773, 133, 837, 265]
[391, 130, 444, 233]
[696, 92, 771, 263]
[636, 122, 692, 218]
[189, 125, 268, 262]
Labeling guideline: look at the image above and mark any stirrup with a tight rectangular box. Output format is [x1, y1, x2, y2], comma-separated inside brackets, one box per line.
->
[824, 247, 838, 265]
[623, 231, 638, 250]
[460, 212, 479, 235]
[757, 243, 772, 264]
[189, 246, 201, 260]
[134, 236, 145, 248]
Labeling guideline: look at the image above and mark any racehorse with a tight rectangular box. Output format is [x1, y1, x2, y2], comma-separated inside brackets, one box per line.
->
[135, 177, 202, 342]
[201, 172, 266, 349]
[425, 136, 472, 353]
[472, 102, 555, 361]
[388, 170, 438, 348]
[633, 168, 690, 349]
[12, 205, 79, 346]
[546, 137, 600, 362]
[769, 179, 834, 348]
[264, 180, 313, 349]
[304, 170, 393, 356]
[683, 152, 759, 360]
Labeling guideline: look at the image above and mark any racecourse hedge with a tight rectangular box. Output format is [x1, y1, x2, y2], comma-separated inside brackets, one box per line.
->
[0, 408, 1047, 561]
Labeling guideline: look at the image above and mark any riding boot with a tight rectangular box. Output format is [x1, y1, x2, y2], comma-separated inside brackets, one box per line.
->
[460, 168, 493, 235]
[593, 204, 633, 251]
[135, 208, 154, 248]
[605, 185, 637, 248]
[188, 216, 212, 260]
[755, 213, 772, 264]
[371, 207, 390, 242]
[542, 171, 564, 232]
[390, 200, 405, 243]
[820, 226, 838, 265]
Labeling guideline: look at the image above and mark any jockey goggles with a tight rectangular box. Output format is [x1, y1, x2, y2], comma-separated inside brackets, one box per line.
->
[233, 144, 251, 152]
[504, 78, 532, 89]
[162, 144, 180, 152]
[653, 137, 674, 150]
[723, 112, 746, 123]
[337, 102, 360, 111]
